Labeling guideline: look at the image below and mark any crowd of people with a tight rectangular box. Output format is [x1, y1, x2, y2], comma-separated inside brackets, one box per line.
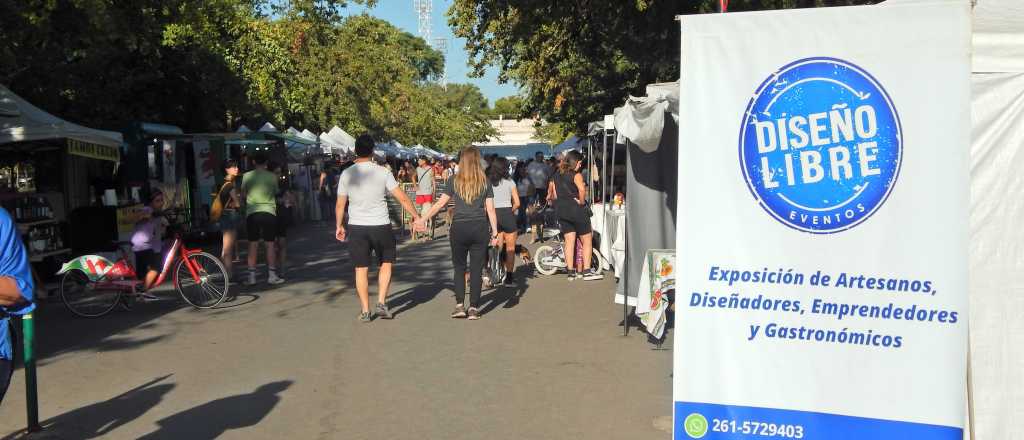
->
[185, 134, 608, 322]
[327, 135, 603, 322]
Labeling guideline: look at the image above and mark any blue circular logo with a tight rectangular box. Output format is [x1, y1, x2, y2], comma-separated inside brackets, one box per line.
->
[739, 57, 902, 234]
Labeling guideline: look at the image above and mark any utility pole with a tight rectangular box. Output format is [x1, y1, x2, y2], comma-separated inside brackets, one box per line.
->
[414, 0, 448, 89]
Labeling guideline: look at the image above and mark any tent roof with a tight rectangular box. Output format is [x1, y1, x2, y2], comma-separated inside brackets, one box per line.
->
[883, 0, 1024, 73]
[0, 84, 122, 148]
[258, 122, 277, 132]
[236, 125, 251, 133]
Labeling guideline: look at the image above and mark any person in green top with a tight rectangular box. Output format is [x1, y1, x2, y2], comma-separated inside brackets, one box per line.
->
[240, 153, 284, 286]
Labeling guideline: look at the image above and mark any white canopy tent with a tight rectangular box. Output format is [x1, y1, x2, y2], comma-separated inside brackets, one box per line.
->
[0, 84, 122, 148]
[258, 122, 277, 132]
[236, 124, 252, 133]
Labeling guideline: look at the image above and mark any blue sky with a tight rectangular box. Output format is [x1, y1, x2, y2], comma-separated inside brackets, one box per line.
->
[345, 0, 520, 105]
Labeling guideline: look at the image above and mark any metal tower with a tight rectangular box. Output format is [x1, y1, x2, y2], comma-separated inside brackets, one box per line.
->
[414, 0, 432, 44]
[432, 37, 448, 89]
[414, 0, 448, 89]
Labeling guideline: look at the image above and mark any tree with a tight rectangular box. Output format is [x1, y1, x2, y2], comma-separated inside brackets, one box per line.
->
[449, 0, 879, 132]
[489, 95, 525, 120]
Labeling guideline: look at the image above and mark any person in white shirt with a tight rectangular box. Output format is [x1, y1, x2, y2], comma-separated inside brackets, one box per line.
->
[336, 135, 422, 322]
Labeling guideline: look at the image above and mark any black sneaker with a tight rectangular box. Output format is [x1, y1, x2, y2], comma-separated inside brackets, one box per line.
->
[503, 273, 515, 286]
[567, 271, 578, 281]
[358, 311, 372, 322]
[582, 269, 604, 281]
[375, 302, 394, 319]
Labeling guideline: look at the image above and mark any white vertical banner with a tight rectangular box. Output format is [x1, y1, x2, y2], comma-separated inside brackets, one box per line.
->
[193, 139, 215, 209]
[674, 2, 970, 439]
[162, 140, 177, 184]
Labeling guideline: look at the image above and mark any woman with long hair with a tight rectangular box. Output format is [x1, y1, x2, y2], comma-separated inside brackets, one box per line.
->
[418, 146, 498, 320]
[216, 160, 242, 277]
[548, 150, 602, 281]
[489, 157, 520, 285]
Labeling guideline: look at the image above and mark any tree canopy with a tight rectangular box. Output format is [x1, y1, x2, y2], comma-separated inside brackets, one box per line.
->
[449, 0, 878, 132]
[0, 0, 492, 151]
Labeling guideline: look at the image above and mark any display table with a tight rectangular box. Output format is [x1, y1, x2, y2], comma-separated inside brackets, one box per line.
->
[590, 203, 626, 277]
[635, 249, 674, 339]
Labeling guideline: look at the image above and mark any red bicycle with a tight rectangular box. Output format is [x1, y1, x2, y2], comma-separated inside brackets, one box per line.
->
[57, 230, 229, 318]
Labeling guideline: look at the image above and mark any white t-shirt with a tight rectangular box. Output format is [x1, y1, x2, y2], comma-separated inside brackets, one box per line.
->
[492, 179, 516, 208]
[526, 161, 552, 191]
[337, 161, 399, 226]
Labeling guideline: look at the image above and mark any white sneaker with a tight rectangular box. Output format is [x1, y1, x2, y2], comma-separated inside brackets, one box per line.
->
[268, 273, 285, 285]
[244, 272, 257, 286]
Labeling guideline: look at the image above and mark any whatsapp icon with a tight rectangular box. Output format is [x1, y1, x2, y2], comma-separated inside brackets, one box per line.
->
[683, 413, 708, 438]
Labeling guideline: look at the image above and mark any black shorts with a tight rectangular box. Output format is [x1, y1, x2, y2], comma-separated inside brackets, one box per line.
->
[557, 204, 592, 235]
[348, 225, 397, 268]
[247, 212, 278, 242]
[277, 207, 293, 238]
[495, 208, 517, 233]
[134, 250, 158, 277]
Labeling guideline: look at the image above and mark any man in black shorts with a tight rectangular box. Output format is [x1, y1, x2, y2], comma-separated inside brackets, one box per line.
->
[336, 135, 422, 322]
[241, 153, 284, 286]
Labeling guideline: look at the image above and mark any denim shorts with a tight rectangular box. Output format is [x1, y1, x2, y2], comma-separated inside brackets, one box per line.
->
[218, 209, 241, 231]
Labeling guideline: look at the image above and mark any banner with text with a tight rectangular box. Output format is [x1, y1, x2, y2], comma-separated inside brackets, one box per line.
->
[674, 2, 970, 439]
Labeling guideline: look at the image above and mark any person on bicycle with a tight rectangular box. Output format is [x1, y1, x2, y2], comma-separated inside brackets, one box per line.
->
[548, 150, 602, 281]
[417, 146, 497, 321]
[489, 157, 520, 286]
[336, 134, 423, 322]
[0, 208, 34, 404]
[241, 153, 284, 286]
[130, 190, 168, 299]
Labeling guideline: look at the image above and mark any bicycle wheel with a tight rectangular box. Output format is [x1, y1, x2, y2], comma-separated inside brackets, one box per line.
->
[533, 245, 561, 276]
[174, 252, 229, 309]
[60, 270, 121, 318]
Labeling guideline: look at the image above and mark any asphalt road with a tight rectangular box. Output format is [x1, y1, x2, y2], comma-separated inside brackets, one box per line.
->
[0, 223, 673, 439]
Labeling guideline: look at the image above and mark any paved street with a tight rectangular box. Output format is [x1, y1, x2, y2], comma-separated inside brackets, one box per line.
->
[1, 222, 672, 439]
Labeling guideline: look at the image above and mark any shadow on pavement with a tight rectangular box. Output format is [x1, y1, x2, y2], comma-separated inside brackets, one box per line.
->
[136, 380, 293, 440]
[2, 375, 176, 439]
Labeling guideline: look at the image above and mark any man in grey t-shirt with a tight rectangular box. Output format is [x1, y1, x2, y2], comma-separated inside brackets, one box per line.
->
[337, 135, 422, 322]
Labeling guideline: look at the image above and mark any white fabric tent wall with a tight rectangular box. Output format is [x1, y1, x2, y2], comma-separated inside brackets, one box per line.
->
[965, 0, 1024, 437]
[0, 84, 122, 147]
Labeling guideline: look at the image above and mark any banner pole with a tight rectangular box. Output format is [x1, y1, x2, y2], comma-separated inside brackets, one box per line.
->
[967, 337, 975, 440]
[22, 313, 40, 432]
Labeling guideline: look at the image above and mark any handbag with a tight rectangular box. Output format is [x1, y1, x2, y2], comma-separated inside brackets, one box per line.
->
[209, 181, 231, 222]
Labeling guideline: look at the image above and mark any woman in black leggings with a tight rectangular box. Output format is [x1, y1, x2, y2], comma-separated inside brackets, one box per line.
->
[548, 150, 602, 281]
[419, 146, 498, 320]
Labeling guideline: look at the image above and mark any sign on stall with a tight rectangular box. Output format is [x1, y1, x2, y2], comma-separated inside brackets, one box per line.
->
[674, 1, 970, 439]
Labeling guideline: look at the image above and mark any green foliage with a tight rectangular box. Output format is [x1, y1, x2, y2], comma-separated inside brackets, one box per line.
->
[449, 0, 879, 132]
[535, 121, 574, 146]
[0, 0, 486, 151]
[489, 95, 525, 120]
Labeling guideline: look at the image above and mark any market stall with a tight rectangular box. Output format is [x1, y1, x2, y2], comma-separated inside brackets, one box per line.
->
[609, 82, 679, 340]
[0, 85, 125, 292]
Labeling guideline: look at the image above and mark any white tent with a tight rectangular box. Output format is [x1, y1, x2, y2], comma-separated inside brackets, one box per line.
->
[299, 129, 317, 142]
[258, 122, 277, 132]
[236, 125, 252, 133]
[0, 84, 122, 148]
[327, 126, 356, 152]
[960, 0, 1024, 438]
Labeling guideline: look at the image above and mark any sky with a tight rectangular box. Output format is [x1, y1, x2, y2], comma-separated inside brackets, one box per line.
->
[344, 0, 519, 106]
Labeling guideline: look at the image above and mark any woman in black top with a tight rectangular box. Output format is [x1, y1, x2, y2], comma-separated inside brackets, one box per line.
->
[419, 146, 498, 320]
[547, 151, 602, 281]
[217, 160, 242, 277]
